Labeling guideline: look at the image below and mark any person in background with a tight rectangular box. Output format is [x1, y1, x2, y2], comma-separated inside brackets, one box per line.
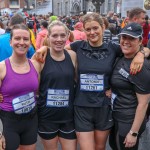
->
[66, 30, 74, 45]
[128, 7, 146, 26]
[26, 14, 35, 31]
[109, 24, 119, 44]
[107, 11, 114, 22]
[0, 14, 35, 62]
[4, 21, 11, 34]
[72, 22, 87, 41]
[49, 13, 58, 24]
[110, 22, 150, 150]
[108, 13, 121, 35]
[36, 20, 48, 50]
[66, 18, 74, 31]
[102, 17, 112, 43]
[142, 15, 150, 47]
[121, 10, 130, 29]
[27, 22, 36, 50]
[0, 21, 5, 35]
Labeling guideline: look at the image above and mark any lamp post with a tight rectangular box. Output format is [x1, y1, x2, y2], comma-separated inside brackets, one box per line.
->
[92, 0, 105, 13]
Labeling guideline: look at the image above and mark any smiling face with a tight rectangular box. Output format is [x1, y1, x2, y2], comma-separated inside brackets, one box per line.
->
[120, 35, 142, 58]
[10, 29, 30, 56]
[49, 25, 68, 52]
[84, 21, 104, 47]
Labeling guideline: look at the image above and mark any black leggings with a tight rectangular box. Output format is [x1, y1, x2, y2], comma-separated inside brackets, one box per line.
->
[109, 121, 146, 150]
[109, 126, 139, 150]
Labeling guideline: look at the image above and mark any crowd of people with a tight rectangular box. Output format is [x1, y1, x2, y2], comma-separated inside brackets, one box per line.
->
[0, 6, 150, 150]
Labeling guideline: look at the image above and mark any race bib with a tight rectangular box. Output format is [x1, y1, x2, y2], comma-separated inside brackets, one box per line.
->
[46, 89, 69, 107]
[12, 92, 36, 114]
[80, 74, 104, 92]
[111, 93, 117, 110]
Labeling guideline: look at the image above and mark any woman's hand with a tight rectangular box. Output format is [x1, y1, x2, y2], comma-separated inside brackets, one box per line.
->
[0, 94, 3, 103]
[105, 89, 112, 98]
[130, 52, 144, 75]
[124, 133, 137, 148]
[32, 46, 48, 63]
[0, 134, 5, 150]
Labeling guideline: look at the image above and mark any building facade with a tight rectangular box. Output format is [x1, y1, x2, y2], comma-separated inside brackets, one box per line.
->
[0, 0, 25, 15]
[52, 0, 122, 16]
[1, 0, 150, 17]
[33, 0, 52, 15]
[52, 0, 96, 16]
[53, 0, 150, 17]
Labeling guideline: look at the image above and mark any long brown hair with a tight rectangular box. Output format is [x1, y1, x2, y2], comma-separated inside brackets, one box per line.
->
[82, 13, 104, 27]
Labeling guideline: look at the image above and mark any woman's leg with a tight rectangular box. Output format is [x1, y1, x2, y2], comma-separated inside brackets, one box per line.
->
[19, 144, 36, 150]
[95, 130, 110, 150]
[76, 131, 95, 150]
[59, 137, 77, 150]
[40, 136, 59, 150]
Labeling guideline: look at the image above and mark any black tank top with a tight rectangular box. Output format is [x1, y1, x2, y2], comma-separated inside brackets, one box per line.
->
[38, 49, 75, 123]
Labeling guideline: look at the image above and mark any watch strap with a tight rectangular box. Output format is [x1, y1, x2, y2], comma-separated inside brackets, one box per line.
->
[129, 130, 138, 137]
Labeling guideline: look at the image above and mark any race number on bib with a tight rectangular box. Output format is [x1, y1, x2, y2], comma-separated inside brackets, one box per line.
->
[80, 74, 104, 92]
[46, 89, 69, 107]
[12, 92, 36, 114]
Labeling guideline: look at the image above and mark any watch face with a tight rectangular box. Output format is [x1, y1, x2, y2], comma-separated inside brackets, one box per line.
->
[132, 133, 138, 137]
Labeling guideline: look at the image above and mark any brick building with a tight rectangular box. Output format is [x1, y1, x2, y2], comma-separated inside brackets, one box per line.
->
[0, 0, 25, 15]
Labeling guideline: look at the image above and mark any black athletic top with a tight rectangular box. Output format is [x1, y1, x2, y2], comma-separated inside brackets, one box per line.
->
[70, 40, 121, 107]
[38, 49, 75, 123]
[111, 57, 150, 123]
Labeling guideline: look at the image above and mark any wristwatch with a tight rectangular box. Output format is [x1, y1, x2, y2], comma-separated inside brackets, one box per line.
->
[129, 130, 138, 137]
[139, 49, 145, 57]
[0, 131, 2, 138]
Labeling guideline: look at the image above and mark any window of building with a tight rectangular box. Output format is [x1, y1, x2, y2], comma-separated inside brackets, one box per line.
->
[10, 0, 19, 5]
[58, 3, 60, 15]
[65, 2, 68, 16]
[108, 0, 112, 11]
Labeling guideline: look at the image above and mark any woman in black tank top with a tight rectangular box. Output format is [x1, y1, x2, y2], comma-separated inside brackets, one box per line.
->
[35, 21, 77, 150]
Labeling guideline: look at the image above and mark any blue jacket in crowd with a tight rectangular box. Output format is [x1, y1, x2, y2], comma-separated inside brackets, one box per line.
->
[0, 33, 35, 62]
